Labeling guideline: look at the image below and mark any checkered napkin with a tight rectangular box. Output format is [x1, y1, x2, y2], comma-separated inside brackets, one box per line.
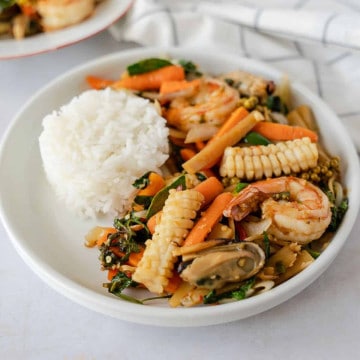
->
[110, 0, 360, 151]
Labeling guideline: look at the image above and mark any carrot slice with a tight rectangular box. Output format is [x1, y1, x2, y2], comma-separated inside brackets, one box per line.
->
[164, 272, 183, 293]
[106, 248, 144, 281]
[146, 176, 224, 234]
[96, 227, 118, 247]
[147, 210, 162, 235]
[137, 172, 165, 197]
[183, 192, 233, 247]
[195, 141, 206, 151]
[180, 148, 197, 162]
[20, 4, 37, 17]
[160, 79, 201, 95]
[108, 246, 144, 267]
[201, 106, 249, 168]
[86, 75, 114, 90]
[208, 106, 249, 144]
[107, 269, 119, 281]
[182, 110, 264, 174]
[252, 122, 318, 142]
[112, 65, 185, 91]
[128, 247, 145, 267]
[194, 176, 224, 207]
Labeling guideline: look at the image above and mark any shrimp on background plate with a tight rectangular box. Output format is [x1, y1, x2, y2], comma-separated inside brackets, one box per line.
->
[37, 0, 95, 31]
[224, 176, 332, 244]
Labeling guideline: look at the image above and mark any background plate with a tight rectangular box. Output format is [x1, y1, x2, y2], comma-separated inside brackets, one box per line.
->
[0, 0, 133, 59]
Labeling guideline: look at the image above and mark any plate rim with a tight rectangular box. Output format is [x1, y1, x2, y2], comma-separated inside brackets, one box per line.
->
[1, 46, 360, 327]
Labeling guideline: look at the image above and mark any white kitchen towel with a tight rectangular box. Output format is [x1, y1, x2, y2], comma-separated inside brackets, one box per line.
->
[110, 0, 360, 151]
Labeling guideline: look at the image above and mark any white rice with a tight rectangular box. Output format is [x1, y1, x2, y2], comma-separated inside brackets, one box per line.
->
[39, 88, 169, 218]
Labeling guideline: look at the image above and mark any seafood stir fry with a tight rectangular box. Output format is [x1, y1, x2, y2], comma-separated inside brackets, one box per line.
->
[0, 0, 99, 39]
[85, 57, 348, 307]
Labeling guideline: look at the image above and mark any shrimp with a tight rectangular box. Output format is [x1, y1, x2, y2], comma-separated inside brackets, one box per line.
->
[36, 0, 95, 31]
[223, 176, 332, 244]
[218, 71, 275, 98]
[164, 78, 239, 132]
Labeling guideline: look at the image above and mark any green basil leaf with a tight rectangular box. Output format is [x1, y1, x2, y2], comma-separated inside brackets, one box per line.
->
[244, 131, 272, 146]
[134, 195, 152, 208]
[146, 174, 186, 219]
[132, 171, 151, 189]
[127, 58, 173, 76]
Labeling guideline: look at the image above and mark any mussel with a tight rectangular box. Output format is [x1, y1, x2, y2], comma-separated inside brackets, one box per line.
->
[179, 242, 265, 290]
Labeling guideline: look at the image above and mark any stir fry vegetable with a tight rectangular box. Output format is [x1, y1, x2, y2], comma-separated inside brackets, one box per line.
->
[85, 57, 348, 307]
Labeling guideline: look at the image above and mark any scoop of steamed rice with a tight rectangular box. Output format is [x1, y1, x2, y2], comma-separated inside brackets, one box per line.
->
[39, 88, 169, 218]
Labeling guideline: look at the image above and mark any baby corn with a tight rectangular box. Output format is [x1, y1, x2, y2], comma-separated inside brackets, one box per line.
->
[132, 189, 204, 294]
[219, 137, 318, 181]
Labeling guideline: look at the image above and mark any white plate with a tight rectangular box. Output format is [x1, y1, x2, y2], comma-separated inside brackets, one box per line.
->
[0, 0, 133, 59]
[0, 47, 359, 327]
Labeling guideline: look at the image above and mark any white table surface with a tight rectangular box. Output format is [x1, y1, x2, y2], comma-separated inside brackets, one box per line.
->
[1, 31, 360, 360]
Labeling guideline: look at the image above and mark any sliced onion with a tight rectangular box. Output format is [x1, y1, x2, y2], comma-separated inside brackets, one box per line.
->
[271, 111, 288, 124]
[241, 216, 272, 237]
[184, 123, 218, 143]
[333, 181, 344, 207]
[168, 127, 187, 139]
[253, 280, 275, 294]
